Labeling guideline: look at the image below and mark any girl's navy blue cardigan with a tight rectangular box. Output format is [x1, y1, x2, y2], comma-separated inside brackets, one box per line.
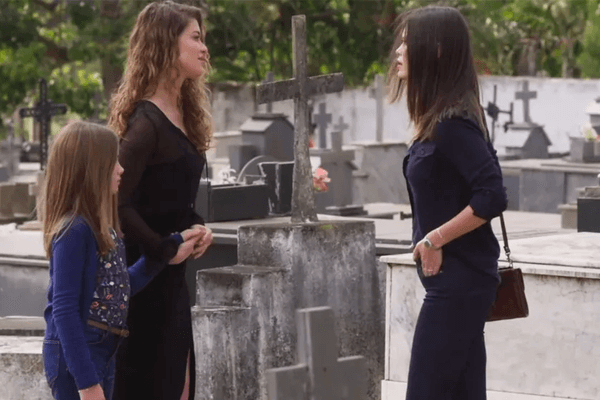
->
[43, 216, 183, 390]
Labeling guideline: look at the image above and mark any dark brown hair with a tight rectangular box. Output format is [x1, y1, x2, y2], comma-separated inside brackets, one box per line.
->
[387, 6, 486, 142]
[42, 121, 120, 258]
[108, 0, 213, 152]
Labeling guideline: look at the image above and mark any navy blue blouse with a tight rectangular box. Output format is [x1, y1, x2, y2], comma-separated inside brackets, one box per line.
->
[403, 117, 507, 291]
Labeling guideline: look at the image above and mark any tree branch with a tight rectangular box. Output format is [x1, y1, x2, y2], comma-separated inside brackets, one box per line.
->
[37, 35, 69, 65]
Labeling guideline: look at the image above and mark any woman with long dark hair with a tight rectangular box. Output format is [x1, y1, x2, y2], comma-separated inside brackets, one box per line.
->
[388, 6, 507, 399]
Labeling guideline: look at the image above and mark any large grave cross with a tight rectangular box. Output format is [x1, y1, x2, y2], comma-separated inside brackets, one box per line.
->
[256, 15, 344, 223]
[313, 102, 332, 149]
[515, 80, 537, 124]
[19, 78, 67, 170]
[369, 74, 385, 142]
[266, 307, 367, 400]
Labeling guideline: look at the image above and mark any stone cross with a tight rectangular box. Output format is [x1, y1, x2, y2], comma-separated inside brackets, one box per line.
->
[262, 71, 275, 113]
[256, 15, 344, 223]
[313, 102, 332, 149]
[19, 78, 67, 170]
[333, 116, 349, 136]
[369, 74, 385, 142]
[266, 307, 367, 400]
[515, 80, 537, 124]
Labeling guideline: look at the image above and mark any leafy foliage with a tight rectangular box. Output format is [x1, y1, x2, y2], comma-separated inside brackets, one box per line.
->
[1, 0, 600, 128]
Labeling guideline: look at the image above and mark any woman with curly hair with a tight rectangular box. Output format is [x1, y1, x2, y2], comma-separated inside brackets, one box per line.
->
[108, 2, 213, 399]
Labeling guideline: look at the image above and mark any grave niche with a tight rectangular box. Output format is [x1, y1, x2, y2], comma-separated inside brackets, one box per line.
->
[239, 114, 294, 162]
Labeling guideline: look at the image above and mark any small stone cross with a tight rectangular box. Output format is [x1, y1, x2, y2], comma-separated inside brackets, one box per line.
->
[369, 74, 385, 142]
[313, 103, 332, 149]
[333, 116, 349, 137]
[266, 307, 367, 400]
[256, 15, 344, 223]
[19, 78, 67, 170]
[262, 71, 275, 113]
[515, 80, 537, 124]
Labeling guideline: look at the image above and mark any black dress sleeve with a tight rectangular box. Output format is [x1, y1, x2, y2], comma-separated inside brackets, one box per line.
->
[118, 111, 180, 265]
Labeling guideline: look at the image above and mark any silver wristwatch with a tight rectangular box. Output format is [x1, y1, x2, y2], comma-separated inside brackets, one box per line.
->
[423, 236, 441, 250]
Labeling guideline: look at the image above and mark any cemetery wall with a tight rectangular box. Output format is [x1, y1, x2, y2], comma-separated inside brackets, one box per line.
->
[211, 76, 600, 154]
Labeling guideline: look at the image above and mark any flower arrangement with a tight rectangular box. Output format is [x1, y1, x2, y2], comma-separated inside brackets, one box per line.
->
[581, 124, 599, 142]
[312, 167, 330, 192]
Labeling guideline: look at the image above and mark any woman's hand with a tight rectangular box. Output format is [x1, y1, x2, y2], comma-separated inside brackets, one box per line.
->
[190, 224, 213, 259]
[413, 239, 443, 277]
[79, 384, 105, 400]
[169, 227, 204, 265]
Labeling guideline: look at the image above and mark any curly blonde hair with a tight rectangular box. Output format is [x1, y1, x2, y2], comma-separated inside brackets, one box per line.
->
[108, 1, 213, 152]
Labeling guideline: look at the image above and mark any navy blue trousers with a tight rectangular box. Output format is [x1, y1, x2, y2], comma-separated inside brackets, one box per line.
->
[43, 325, 123, 400]
[406, 263, 497, 400]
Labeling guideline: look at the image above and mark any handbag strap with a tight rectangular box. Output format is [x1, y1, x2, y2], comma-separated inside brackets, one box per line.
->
[499, 213, 513, 269]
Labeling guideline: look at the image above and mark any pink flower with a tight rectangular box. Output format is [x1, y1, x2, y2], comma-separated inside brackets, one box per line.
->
[313, 167, 331, 192]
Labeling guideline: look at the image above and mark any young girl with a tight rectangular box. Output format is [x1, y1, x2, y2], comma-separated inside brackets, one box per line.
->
[41, 121, 202, 400]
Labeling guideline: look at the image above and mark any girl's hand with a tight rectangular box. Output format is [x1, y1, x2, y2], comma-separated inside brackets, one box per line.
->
[190, 224, 213, 259]
[79, 384, 105, 400]
[413, 239, 443, 277]
[169, 227, 203, 265]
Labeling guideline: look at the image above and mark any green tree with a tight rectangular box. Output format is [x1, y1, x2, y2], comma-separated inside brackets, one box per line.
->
[579, 0, 600, 78]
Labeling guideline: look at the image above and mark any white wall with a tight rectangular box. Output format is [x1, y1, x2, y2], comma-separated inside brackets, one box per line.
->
[212, 76, 600, 154]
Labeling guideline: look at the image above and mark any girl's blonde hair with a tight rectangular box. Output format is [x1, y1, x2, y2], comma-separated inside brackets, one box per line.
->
[108, 0, 213, 152]
[42, 121, 120, 258]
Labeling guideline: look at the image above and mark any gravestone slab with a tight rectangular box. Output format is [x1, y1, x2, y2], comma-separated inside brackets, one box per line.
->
[350, 142, 409, 206]
[266, 307, 367, 400]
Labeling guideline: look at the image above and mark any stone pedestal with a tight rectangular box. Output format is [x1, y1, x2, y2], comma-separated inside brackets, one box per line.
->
[577, 185, 600, 233]
[349, 141, 408, 206]
[380, 232, 600, 400]
[192, 220, 384, 400]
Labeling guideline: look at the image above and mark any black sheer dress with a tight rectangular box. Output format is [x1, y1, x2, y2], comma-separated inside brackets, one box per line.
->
[113, 100, 205, 400]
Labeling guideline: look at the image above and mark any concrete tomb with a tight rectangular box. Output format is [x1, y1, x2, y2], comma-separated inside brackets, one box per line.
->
[380, 232, 600, 400]
[266, 307, 367, 400]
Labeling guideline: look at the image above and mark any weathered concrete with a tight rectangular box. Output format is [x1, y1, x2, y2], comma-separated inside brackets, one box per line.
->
[193, 220, 384, 400]
[0, 336, 51, 400]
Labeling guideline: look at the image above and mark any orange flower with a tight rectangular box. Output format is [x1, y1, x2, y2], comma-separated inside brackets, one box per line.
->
[313, 167, 331, 192]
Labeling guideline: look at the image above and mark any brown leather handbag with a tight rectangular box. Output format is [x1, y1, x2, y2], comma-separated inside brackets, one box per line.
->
[486, 214, 529, 322]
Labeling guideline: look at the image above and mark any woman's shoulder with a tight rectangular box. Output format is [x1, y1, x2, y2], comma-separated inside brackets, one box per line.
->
[436, 116, 486, 142]
[127, 101, 164, 131]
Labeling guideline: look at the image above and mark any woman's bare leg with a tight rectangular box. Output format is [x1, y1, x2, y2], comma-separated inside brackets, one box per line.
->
[180, 351, 191, 400]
